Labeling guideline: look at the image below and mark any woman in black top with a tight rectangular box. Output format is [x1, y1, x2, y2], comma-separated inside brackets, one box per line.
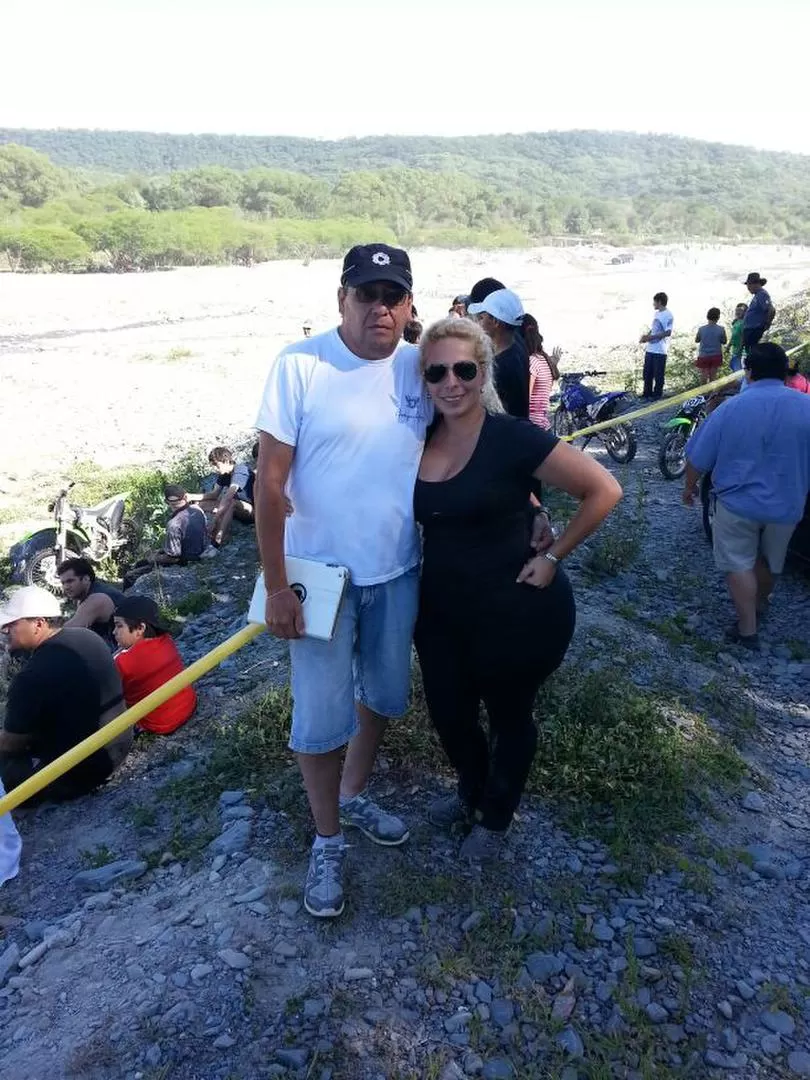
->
[414, 317, 622, 861]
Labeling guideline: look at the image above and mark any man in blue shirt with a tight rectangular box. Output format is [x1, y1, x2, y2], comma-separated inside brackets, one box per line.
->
[684, 343, 810, 649]
[742, 272, 775, 351]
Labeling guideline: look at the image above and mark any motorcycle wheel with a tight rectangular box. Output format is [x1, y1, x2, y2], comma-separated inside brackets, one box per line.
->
[553, 408, 575, 438]
[603, 423, 637, 464]
[658, 429, 688, 480]
[24, 546, 82, 595]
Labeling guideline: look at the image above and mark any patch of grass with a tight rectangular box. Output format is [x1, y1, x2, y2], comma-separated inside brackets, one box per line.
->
[166, 347, 193, 362]
[787, 638, 810, 661]
[528, 668, 747, 849]
[658, 931, 696, 969]
[161, 587, 215, 623]
[79, 844, 116, 869]
[128, 804, 158, 829]
[159, 687, 294, 816]
[762, 981, 795, 1014]
[374, 866, 465, 918]
[434, 906, 526, 984]
[615, 599, 638, 620]
[584, 472, 646, 577]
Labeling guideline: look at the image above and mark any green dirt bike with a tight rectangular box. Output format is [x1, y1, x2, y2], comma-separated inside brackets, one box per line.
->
[658, 395, 707, 480]
[9, 481, 136, 594]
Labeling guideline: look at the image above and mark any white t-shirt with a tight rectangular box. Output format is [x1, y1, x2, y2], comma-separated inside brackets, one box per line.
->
[255, 328, 431, 586]
[647, 308, 674, 355]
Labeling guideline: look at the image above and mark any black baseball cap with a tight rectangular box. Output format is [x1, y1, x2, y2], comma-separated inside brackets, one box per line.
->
[468, 277, 506, 305]
[341, 244, 413, 292]
[115, 595, 169, 632]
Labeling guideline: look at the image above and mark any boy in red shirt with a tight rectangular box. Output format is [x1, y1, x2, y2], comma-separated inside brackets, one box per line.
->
[113, 597, 196, 735]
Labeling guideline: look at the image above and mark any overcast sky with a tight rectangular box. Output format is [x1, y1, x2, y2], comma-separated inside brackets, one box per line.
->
[4, 0, 809, 155]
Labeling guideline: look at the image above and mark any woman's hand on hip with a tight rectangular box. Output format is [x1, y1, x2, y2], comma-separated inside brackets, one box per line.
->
[517, 555, 557, 588]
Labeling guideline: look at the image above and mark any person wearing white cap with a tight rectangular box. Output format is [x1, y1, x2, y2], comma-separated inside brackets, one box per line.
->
[467, 288, 531, 419]
[0, 586, 132, 803]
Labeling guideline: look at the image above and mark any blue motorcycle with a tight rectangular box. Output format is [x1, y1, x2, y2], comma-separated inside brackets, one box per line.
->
[552, 370, 637, 464]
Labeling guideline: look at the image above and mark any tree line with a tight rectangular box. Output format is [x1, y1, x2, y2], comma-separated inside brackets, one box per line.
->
[1, 134, 809, 273]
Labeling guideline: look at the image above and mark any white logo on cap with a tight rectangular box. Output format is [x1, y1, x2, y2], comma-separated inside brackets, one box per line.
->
[371, 251, 391, 266]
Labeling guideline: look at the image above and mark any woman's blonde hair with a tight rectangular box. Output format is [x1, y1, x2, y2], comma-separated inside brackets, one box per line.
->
[418, 317, 505, 414]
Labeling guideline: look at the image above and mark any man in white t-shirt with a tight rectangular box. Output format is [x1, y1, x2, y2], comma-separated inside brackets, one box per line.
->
[254, 243, 430, 918]
[639, 291, 674, 400]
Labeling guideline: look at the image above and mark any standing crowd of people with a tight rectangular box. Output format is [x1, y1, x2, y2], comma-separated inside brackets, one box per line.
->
[2, 243, 808, 924]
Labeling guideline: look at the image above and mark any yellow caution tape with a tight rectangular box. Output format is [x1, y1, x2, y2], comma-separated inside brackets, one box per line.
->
[1, 340, 806, 817]
[560, 340, 806, 443]
[0, 622, 265, 817]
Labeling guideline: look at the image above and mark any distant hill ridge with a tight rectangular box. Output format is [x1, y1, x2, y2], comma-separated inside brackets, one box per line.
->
[2, 127, 809, 203]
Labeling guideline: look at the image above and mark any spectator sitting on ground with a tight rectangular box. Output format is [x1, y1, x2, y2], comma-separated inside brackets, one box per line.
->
[190, 447, 254, 547]
[684, 342, 810, 650]
[694, 307, 728, 385]
[58, 557, 125, 649]
[122, 485, 209, 590]
[0, 586, 132, 802]
[113, 596, 196, 735]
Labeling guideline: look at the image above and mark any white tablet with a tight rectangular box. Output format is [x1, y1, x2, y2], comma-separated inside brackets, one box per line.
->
[248, 557, 350, 642]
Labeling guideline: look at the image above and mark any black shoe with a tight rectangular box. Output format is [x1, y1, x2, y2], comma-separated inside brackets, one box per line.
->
[725, 625, 760, 651]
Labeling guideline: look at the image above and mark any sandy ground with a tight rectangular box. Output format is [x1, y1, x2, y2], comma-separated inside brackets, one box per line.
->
[2, 241, 810, 539]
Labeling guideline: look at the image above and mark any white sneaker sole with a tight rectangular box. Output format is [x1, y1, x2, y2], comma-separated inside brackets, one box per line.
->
[340, 819, 410, 847]
[304, 896, 345, 918]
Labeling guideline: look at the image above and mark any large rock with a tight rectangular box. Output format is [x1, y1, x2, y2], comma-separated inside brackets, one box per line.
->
[0, 942, 20, 986]
[74, 859, 147, 892]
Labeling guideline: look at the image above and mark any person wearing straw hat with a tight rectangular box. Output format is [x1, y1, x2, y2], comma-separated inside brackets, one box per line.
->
[0, 587, 132, 802]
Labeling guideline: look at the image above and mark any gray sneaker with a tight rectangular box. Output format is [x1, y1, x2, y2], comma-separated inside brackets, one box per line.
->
[340, 793, 409, 846]
[304, 843, 348, 918]
[428, 792, 473, 829]
[459, 825, 507, 862]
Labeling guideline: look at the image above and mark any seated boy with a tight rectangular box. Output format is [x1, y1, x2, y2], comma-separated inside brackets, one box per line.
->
[113, 596, 196, 735]
[190, 447, 254, 547]
[123, 485, 208, 590]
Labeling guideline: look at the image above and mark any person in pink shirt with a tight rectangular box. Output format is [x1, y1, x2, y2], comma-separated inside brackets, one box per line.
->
[524, 314, 561, 429]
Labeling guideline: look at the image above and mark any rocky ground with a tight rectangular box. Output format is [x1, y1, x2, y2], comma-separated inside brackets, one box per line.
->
[1, 417, 809, 1080]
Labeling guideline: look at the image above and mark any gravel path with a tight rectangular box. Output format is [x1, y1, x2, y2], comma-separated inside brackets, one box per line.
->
[1, 417, 809, 1080]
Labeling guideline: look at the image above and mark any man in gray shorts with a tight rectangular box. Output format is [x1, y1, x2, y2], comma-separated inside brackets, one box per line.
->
[254, 244, 431, 918]
[684, 342, 810, 649]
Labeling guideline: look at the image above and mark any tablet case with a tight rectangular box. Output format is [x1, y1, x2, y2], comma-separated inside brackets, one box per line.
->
[248, 557, 350, 641]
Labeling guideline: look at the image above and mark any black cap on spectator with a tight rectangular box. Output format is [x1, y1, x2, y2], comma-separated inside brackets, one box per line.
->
[341, 244, 413, 291]
[469, 278, 506, 305]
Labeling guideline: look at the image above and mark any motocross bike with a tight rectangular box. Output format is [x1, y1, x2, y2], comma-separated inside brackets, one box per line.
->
[552, 370, 637, 463]
[10, 482, 136, 594]
[658, 395, 706, 480]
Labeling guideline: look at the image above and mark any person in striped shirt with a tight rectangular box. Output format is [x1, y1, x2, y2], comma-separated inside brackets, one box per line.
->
[524, 314, 561, 430]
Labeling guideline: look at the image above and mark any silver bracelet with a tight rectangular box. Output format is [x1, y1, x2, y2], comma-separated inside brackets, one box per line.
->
[543, 553, 560, 565]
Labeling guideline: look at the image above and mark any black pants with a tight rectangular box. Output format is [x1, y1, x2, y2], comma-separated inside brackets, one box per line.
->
[742, 325, 765, 351]
[0, 751, 112, 805]
[415, 571, 575, 831]
[643, 352, 666, 399]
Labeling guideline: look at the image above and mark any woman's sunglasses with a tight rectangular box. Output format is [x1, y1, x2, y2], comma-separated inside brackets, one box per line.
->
[353, 283, 410, 308]
[423, 361, 479, 384]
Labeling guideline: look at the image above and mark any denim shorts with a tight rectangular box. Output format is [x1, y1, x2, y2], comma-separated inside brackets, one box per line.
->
[287, 567, 419, 754]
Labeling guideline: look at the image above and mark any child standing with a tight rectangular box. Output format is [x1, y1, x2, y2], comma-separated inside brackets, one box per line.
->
[113, 596, 196, 735]
[695, 308, 727, 384]
[728, 302, 747, 372]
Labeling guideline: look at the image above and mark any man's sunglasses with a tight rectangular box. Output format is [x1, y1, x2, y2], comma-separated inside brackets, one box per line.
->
[423, 361, 479, 384]
[353, 283, 410, 308]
